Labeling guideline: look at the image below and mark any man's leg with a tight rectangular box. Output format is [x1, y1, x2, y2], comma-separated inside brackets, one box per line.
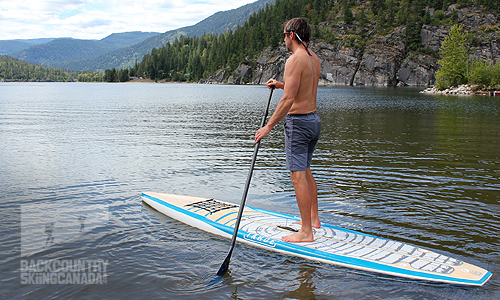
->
[282, 170, 314, 242]
[294, 168, 321, 228]
[306, 168, 320, 228]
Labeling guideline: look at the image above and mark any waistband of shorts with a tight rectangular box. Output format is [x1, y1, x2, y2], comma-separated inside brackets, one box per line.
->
[287, 111, 317, 117]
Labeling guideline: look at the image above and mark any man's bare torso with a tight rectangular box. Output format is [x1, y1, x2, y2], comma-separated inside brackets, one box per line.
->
[286, 50, 321, 115]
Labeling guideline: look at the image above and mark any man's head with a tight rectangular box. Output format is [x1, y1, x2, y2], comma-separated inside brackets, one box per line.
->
[282, 17, 312, 44]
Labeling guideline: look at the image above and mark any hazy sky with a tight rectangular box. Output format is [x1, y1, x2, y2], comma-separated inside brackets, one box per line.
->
[0, 0, 257, 40]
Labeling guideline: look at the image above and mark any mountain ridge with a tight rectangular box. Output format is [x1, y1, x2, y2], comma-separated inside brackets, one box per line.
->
[8, 32, 161, 67]
[4, 0, 275, 71]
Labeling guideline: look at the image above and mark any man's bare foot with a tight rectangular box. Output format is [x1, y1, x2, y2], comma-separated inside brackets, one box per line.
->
[295, 220, 321, 229]
[282, 231, 314, 243]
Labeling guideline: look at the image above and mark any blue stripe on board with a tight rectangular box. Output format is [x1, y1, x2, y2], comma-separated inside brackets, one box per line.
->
[215, 211, 237, 223]
[223, 217, 238, 226]
[141, 193, 492, 286]
[184, 205, 207, 215]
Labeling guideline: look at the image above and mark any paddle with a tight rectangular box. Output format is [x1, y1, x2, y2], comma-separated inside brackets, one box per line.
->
[216, 86, 275, 277]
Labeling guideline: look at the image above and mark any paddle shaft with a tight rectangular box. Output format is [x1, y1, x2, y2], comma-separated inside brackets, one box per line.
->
[217, 87, 275, 276]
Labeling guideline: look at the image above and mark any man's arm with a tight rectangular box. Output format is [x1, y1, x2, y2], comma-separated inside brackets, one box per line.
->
[255, 56, 302, 143]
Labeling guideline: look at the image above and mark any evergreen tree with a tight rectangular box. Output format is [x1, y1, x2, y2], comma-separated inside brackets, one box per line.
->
[119, 69, 130, 82]
[435, 24, 469, 89]
[344, 1, 353, 25]
[104, 68, 118, 82]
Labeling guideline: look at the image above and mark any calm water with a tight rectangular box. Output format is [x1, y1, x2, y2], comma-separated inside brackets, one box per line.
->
[0, 82, 499, 299]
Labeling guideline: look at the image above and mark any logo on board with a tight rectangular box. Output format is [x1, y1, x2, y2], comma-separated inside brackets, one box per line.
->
[243, 233, 276, 248]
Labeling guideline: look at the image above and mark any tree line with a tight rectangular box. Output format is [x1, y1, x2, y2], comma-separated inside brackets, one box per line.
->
[0, 55, 129, 83]
[77, 68, 130, 82]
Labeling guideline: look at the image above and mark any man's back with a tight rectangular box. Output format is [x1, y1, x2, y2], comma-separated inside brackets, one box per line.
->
[286, 49, 321, 114]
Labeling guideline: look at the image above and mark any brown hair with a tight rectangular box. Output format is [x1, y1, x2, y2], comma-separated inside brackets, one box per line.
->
[283, 17, 312, 43]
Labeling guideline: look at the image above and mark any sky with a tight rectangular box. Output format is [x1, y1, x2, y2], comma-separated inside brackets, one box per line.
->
[0, 0, 258, 41]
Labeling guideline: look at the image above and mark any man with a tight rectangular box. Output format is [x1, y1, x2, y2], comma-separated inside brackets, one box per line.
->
[254, 17, 321, 243]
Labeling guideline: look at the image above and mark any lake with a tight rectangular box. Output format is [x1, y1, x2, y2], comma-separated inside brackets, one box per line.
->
[0, 82, 499, 299]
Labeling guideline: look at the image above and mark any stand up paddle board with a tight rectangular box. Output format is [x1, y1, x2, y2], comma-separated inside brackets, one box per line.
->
[141, 192, 491, 286]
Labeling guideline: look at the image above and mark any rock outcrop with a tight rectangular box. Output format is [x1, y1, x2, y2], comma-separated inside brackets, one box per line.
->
[205, 5, 499, 88]
[420, 84, 476, 95]
[420, 84, 496, 96]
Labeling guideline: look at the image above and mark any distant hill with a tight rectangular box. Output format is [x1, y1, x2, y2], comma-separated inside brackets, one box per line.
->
[57, 0, 276, 71]
[0, 38, 56, 55]
[0, 40, 32, 55]
[99, 31, 160, 48]
[9, 32, 160, 68]
[16, 38, 58, 45]
[13, 39, 119, 66]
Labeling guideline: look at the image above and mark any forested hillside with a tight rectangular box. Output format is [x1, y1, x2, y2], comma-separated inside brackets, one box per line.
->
[131, 0, 499, 87]
[0, 55, 78, 82]
[99, 32, 160, 48]
[131, 0, 305, 81]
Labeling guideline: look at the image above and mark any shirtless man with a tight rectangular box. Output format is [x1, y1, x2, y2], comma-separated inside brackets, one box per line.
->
[254, 17, 321, 243]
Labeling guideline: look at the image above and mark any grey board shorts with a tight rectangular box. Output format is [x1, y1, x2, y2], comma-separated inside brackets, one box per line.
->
[284, 111, 321, 171]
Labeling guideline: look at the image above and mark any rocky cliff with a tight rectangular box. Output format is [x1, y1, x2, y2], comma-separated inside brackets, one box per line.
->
[204, 5, 499, 87]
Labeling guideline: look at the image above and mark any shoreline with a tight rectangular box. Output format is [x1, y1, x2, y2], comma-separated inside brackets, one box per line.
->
[3, 79, 500, 97]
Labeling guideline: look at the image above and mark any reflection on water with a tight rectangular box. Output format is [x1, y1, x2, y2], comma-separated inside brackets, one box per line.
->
[283, 266, 317, 299]
[0, 83, 499, 299]
[44, 222, 55, 248]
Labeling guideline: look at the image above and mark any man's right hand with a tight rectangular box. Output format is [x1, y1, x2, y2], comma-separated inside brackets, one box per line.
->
[266, 79, 282, 89]
[255, 125, 272, 143]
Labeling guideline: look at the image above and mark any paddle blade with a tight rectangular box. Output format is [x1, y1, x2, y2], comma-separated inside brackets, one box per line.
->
[216, 254, 231, 276]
